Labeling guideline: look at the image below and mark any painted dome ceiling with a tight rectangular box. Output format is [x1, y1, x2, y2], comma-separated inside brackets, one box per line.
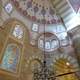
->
[11, 0, 61, 24]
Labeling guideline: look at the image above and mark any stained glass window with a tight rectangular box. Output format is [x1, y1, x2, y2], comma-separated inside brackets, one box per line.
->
[32, 23, 39, 32]
[5, 3, 13, 14]
[39, 39, 44, 48]
[51, 39, 59, 49]
[45, 41, 51, 50]
[13, 24, 23, 39]
[1, 44, 20, 73]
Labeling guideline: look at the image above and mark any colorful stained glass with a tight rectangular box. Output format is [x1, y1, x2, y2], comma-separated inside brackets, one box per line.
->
[45, 41, 51, 50]
[13, 24, 23, 39]
[1, 44, 20, 73]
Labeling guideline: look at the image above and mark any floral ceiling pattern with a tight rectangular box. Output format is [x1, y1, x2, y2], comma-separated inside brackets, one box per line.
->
[11, 0, 61, 24]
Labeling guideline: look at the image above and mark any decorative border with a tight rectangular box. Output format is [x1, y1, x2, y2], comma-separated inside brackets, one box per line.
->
[11, 0, 61, 24]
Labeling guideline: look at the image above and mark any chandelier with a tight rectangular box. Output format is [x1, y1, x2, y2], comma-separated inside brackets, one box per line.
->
[33, 60, 55, 80]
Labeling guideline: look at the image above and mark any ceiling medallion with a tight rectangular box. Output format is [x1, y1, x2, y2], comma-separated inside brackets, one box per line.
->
[11, 0, 61, 24]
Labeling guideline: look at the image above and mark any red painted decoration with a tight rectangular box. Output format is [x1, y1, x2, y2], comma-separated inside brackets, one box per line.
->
[32, 16, 36, 21]
[23, 10, 28, 16]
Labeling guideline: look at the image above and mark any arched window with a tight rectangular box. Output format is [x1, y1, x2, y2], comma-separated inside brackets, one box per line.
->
[1, 44, 20, 73]
[12, 24, 23, 39]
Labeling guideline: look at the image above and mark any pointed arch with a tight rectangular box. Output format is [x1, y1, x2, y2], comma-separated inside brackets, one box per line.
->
[1, 43, 20, 73]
